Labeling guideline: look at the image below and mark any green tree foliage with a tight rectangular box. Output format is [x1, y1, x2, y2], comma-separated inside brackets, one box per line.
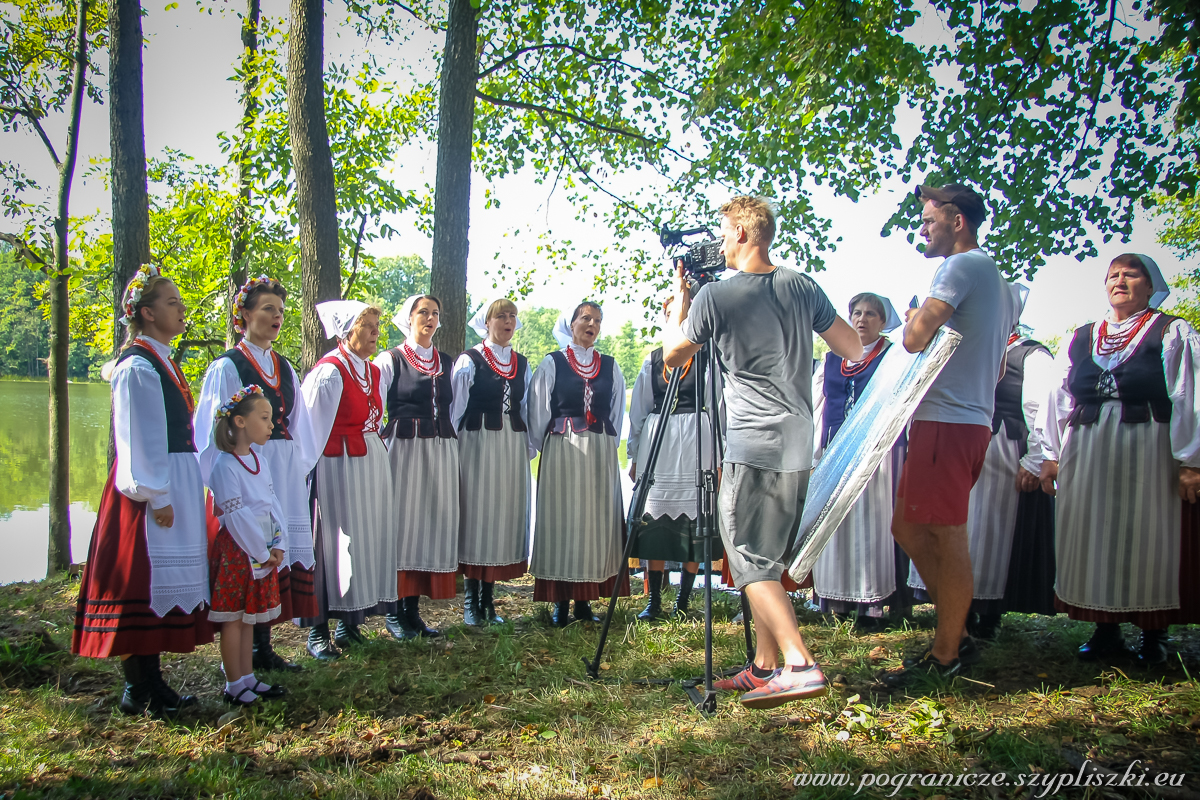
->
[0, 244, 49, 377]
[597, 321, 652, 385]
[509, 306, 560, 367]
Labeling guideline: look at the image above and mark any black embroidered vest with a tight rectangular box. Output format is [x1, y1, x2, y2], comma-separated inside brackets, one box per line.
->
[1066, 312, 1177, 428]
[383, 347, 456, 440]
[547, 349, 617, 436]
[118, 344, 196, 453]
[219, 347, 296, 440]
[649, 347, 703, 416]
[820, 343, 889, 448]
[460, 348, 528, 432]
[991, 339, 1051, 442]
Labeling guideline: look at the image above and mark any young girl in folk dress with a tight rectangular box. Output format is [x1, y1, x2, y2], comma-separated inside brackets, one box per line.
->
[207, 386, 291, 706]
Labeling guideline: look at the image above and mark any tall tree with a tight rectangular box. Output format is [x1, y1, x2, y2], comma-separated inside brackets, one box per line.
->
[226, 0, 261, 348]
[0, 0, 100, 573]
[287, 0, 341, 370]
[108, 0, 150, 354]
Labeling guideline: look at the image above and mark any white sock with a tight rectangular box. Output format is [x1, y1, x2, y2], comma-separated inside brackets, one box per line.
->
[246, 673, 270, 692]
[225, 679, 242, 695]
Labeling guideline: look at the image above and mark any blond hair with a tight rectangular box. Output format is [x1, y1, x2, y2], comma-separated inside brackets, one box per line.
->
[485, 298, 518, 322]
[120, 275, 175, 350]
[719, 195, 777, 246]
[213, 393, 271, 454]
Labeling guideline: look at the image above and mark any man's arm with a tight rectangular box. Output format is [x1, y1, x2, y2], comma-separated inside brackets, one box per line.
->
[902, 297, 955, 353]
[664, 262, 704, 368]
[819, 317, 864, 362]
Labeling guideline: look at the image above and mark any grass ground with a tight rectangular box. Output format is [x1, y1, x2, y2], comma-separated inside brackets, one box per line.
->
[1, 575, 1199, 800]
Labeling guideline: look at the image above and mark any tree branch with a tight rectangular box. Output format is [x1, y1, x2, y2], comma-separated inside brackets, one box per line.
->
[542, 117, 655, 226]
[0, 232, 51, 271]
[0, 103, 62, 166]
[477, 42, 688, 96]
[381, 1, 447, 32]
[344, 211, 369, 296]
[476, 89, 658, 146]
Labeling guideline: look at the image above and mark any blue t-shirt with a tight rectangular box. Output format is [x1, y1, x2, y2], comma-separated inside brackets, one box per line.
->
[915, 249, 1014, 426]
[682, 267, 837, 471]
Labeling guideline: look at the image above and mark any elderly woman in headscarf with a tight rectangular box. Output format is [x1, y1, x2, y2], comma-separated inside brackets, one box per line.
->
[809, 293, 909, 632]
[527, 301, 629, 627]
[298, 300, 397, 659]
[1039, 254, 1200, 665]
[374, 294, 458, 639]
[450, 299, 534, 626]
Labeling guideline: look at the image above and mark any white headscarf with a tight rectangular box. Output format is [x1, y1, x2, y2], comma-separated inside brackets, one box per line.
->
[555, 302, 602, 348]
[316, 300, 368, 340]
[469, 298, 523, 339]
[1136, 255, 1170, 309]
[876, 295, 902, 333]
[1009, 283, 1030, 322]
[393, 294, 442, 338]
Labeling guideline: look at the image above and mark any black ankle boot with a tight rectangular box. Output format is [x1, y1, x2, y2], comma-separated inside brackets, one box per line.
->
[973, 612, 1002, 641]
[252, 625, 302, 672]
[1079, 622, 1128, 660]
[1136, 628, 1169, 666]
[675, 569, 697, 617]
[118, 655, 154, 716]
[480, 581, 505, 625]
[333, 620, 367, 648]
[384, 610, 420, 641]
[637, 571, 667, 621]
[403, 596, 441, 638]
[574, 600, 600, 623]
[463, 578, 482, 626]
[144, 653, 197, 709]
[306, 622, 341, 661]
[551, 601, 572, 627]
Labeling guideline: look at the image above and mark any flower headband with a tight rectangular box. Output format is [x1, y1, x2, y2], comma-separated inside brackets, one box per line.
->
[118, 264, 164, 326]
[233, 275, 274, 334]
[215, 384, 264, 422]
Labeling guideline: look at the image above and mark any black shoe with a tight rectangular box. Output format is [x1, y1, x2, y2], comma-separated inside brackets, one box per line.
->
[675, 569, 697, 617]
[246, 679, 288, 700]
[969, 612, 1002, 641]
[902, 636, 980, 668]
[403, 596, 442, 638]
[306, 624, 342, 661]
[252, 626, 302, 672]
[143, 654, 198, 709]
[551, 601, 572, 628]
[333, 620, 367, 648]
[1078, 623, 1129, 661]
[384, 612, 420, 641]
[118, 656, 178, 719]
[223, 687, 260, 707]
[1136, 628, 1169, 667]
[479, 581, 505, 625]
[883, 652, 963, 689]
[574, 600, 601, 623]
[463, 578, 482, 627]
[637, 571, 667, 622]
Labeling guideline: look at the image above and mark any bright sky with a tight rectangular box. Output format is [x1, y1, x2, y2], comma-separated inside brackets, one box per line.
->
[6, 1, 1194, 350]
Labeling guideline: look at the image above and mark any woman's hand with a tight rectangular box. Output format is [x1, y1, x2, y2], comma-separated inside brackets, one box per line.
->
[1178, 467, 1200, 504]
[153, 505, 175, 528]
[628, 462, 637, 482]
[264, 548, 285, 569]
[1015, 467, 1040, 493]
[1039, 461, 1059, 497]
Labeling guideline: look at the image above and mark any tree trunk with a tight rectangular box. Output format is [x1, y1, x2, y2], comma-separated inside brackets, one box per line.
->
[288, 0, 341, 371]
[109, 0, 150, 355]
[429, 0, 478, 356]
[48, 0, 91, 575]
[226, 0, 261, 348]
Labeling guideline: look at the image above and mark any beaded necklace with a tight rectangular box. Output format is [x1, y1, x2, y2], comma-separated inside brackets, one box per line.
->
[233, 450, 261, 475]
[237, 341, 281, 390]
[565, 345, 601, 380]
[1096, 310, 1154, 357]
[481, 343, 518, 379]
[840, 337, 886, 377]
[402, 342, 442, 376]
[337, 342, 374, 395]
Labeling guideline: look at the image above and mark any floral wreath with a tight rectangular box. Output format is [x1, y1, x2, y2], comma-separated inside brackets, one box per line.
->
[118, 264, 164, 326]
[215, 384, 264, 422]
[233, 275, 274, 334]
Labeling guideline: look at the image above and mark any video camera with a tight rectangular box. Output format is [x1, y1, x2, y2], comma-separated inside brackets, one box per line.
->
[660, 226, 726, 282]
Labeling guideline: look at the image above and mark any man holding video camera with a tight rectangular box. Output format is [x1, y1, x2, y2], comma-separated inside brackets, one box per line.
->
[663, 196, 863, 708]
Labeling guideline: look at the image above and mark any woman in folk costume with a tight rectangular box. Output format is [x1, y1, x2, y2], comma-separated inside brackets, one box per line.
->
[450, 298, 533, 626]
[810, 293, 909, 632]
[626, 294, 720, 622]
[299, 301, 397, 658]
[907, 284, 1057, 640]
[72, 265, 213, 718]
[194, 276, 314, 673]
[1039, 254, 1200, 665]
[205, 386, 290, 707]
[375, 295, 458, 639]
[528, 301, 630, 627]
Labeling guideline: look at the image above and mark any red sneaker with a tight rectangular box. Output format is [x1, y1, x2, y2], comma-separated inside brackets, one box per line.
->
[739, 663, 828, 709]
[713, 666, 775, 692]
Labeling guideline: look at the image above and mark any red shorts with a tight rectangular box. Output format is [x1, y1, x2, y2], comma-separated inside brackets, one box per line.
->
[897, 420, 992, 526]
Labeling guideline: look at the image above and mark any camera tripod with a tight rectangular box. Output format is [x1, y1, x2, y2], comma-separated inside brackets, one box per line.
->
[584, 336, 755, 715]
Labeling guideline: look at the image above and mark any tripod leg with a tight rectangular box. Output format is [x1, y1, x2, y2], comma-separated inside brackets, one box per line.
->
[584, 519, 641, 679]
[740, 591, 755, 666]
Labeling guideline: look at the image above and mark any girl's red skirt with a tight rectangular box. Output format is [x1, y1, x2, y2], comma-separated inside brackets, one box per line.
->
[208, 529, 282, 625]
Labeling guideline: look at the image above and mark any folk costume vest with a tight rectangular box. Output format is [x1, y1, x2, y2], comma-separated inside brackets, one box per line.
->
[1066, 312, 1178, 428]
[820, 340, 890, 448]
[460, 348, 528, 432]
[991, 339, 1052, 444]
[117, 343, 196, 453]
[315, 354, 383, 457]
[219, 346, 296, 440]
[649, 347, 702, 416]
[383, 347, 456, 440]
[547, 349, 617, 436]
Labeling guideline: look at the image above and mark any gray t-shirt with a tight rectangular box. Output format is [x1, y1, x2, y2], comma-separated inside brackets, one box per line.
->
[915, 248, 1014, 426]
[682, 267, 837, 471]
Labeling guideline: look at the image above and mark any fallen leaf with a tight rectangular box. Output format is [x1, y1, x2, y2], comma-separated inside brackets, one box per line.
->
[1036, 673, 1048, 678]
[539, 730, 557, 740]
[835, 730, 851, 741]
[643, 777, 664, 788]
[599, 663, 611, 671]
[589, 785, 602, 796]
[483, 695, 496, 703]
[868, 646, 887, 660]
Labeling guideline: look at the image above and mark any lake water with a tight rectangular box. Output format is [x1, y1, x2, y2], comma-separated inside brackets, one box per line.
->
[0, 380, 110, 584]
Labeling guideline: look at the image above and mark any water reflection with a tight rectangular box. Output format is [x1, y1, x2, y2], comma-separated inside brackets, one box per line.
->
[0, 381, 110, 583]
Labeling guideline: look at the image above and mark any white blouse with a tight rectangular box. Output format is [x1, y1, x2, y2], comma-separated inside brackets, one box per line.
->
[1036, 310, 1200, 468]
[209, 449, 288, 570]
[375, 340, 442, 393]
[626, 353, 656, 461]
[449, 340, 534, 435]
[112, 336, 180, 509]
[301, 345, 382, 453]
[1013, 338, 1057, 474]
[193, 340, 314, 483]
[527, 343, 627, 453]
